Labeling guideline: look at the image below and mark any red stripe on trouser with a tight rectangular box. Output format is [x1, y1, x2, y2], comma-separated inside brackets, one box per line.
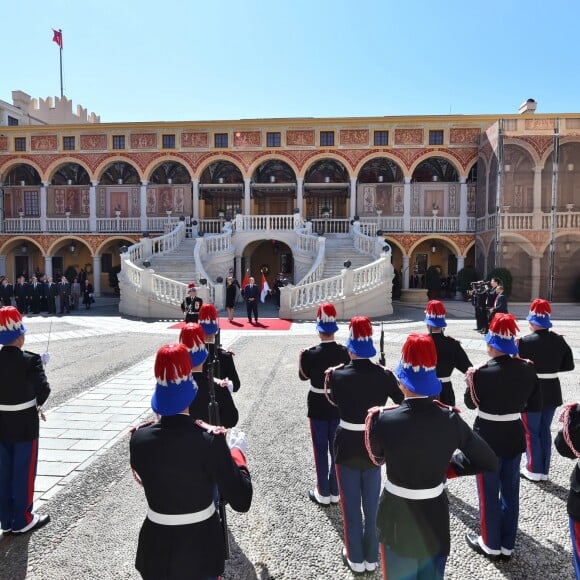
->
[309, 420, 322, 495]
[573, 520, 580, 564]
[476, 473, 488, 547]
[335, 465, 350, 559]
[521, 412, 534, 471]
[25, 439, 38, 525]
[380, 544, 388, 580]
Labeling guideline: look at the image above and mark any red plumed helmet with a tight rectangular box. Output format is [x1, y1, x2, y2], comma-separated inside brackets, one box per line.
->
[425, 300, 446, 317]
[0, 305, 23, 328]
[317, 303, 337, 322]
[154, 343, 192, 386]
[179, 323, 206, 349]
[349, 316, 373, 339]
[187, 283, 196, 290]
[529, 299, 551, 316]
[488, 313, 520, 339]
[199, 303, 218, 321]
[401, 333, 437, 369]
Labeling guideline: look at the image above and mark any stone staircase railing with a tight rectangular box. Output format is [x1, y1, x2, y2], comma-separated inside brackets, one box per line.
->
[295, 228, 326, 286]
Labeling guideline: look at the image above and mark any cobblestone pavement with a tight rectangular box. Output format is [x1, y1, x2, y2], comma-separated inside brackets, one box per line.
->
[0, 300, 579, 579]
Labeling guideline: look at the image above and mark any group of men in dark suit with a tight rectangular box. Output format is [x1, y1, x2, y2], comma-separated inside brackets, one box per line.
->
[1, 275, 73, 315]
[471, 276, 508, 333]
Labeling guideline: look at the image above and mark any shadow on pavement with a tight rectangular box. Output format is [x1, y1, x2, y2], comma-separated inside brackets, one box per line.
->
[0, 532, 31, 580]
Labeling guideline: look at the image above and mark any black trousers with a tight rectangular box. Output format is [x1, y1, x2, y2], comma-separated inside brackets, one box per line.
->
[246, 299, 258, 321]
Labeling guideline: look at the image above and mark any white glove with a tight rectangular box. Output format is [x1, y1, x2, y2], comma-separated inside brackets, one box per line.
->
[227, 428, 247, 455]
[214, 377, 234, 394]
[41, 352, 51, 367]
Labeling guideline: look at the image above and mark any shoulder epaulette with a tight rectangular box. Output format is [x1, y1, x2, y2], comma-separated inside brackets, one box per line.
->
[514, 356, 534, 365]
[129, 419, 156, 435]
[433, 399, 461, 413]
[325, 363, 345, 374]
[323, 364, 344, 407]
[194, 419, 227, 435]
[465, 362, 487, 407]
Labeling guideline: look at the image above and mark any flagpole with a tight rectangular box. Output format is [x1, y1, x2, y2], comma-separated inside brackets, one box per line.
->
[59, 29, 63, 98]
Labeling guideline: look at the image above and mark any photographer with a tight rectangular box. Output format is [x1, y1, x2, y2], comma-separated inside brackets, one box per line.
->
[470, 282, 489, 333]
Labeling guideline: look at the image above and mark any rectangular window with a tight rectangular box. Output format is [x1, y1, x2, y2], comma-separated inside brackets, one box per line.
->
[112, 135, 125, 149]
[214, 133, 228, 148]
[162, 134, 176, 149]
[266, 132, 281, 147]
[320, 131, 335, 147]
[429, 130, 444, 145]
[7, 116, 19, 126]
[14, 137, 26, 151]
[63, 136, 75, 150]
[374, 131, 389, 146]
[24, 191, 39, 216]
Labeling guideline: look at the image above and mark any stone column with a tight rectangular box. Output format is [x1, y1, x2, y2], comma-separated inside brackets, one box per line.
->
[0, 254, 6, 276]
[533, 167, 543, 229]
[402, 255, 410, 289]
[89, 181, 98, 232]
[192, 178, 200, 219]
[403, 177, 411, 231]
[349, 176, 357, 218]
[92, 255, 102, 297]
[140, 181, 148, 232]
[455, 256, 465, 300]
[40, 182, 49, 232]
[243, 178, 251, 214]
[44, 255, 53, 279]
[459, 177, 468, 231]
[296, 177, 304, 214]
[531, 256, 541, 300]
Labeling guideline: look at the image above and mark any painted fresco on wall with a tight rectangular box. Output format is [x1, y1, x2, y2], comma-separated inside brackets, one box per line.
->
[146, 186, 186, 215]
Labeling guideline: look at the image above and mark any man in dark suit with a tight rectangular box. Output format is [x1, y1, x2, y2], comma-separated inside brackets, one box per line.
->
[488, 284, 508, 322]
[14, 276, 28, 314]
[0, 306, 51, 535]
[30, 276, 43, 314]
[243, 276, 260, 323]
[45, 277, 58, 315]
[0, 278, 13, 307]
[58, 276, 71, 314]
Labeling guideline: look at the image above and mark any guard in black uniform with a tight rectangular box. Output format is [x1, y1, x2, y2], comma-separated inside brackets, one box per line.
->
[326, 316, 403, 574]
[199, 303, 241, 393]
[424, 300, 472, 406]
[179, 323, 239, 428]
[367, 333, 497, 580]
[130, 343, 252, 579]
[555, 402, 580, 579]
[0, 306, 51, 535]
[464, 313, 541, 561]
[181, 283, 203, 323]
[518, 299, 575, 481]
[299, 303, 350, 506]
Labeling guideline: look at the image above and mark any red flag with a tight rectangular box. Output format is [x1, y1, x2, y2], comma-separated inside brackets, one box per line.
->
[241, 270, 250, 289]
[52, 29, 63, 49]
[260, 273, 270, 303]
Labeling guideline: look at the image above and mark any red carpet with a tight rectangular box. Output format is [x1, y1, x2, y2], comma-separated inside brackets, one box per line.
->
[168, 318, 293, 331]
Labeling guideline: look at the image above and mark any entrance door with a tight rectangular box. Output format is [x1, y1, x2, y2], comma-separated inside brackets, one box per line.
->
[52, 257, 64, 280]
[14, 255, 30, 280]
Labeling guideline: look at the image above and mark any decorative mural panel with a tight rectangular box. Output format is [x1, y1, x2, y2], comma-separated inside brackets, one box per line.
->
[146, 187, 157, 214]
[513, 185, 524, 209]
[0, 136, 7, 151]
[54, 188, 66, 213]
[132, 188, 140, 214]
[340, 130, 369, 146]
[514, 136, 553, 161]
[31, 135, 57, 151]
[394, 129, 423, 145]
[393, 185, 404, 213]
[144, 186, 185, 214]
[131, 134, 157, 149]
[412, 185, 420, 214]
[450, 128, 481, 144]
[362, 185, 376, 212]
[524, 118, 555, 131]
[181, 132, 209, 148]
[81, 190, 90, 215]
[286, 130, 315, 146]
[80, 135, 107, 150]
[448, 185, 457, 214]
[375, 185, 392, 214]
[467, 185, 476, 213]
[98, 187, 106, 216]
[173, 187, 185, 213]
[234, 131, 261, 147]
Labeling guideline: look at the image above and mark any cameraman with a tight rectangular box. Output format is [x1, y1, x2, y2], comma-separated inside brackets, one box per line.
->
[470, 282, 488, 333]
[483, 277, 502, 332]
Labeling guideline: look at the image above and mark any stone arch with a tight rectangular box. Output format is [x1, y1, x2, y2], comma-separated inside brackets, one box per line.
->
[382, 236, 405, 256]
[504, 138, 540, 167]
[0, 236, 45, 256]
[300, 153, 352, 180]
[353, 152, 405, 178]
[408, 152, 462, 179]
[144, 157, 194, 183]
[247, 154, 300, 179]
[250, 158, 297, 182]
[0, 160, 44, 183]
[47, 236, 94, 257]
[44, 157, 92, 184]
[93, 156, 144, 183]
[94, 236, 137, 256]
[407, 235, 461, 257]
[194, 155, 246, 181]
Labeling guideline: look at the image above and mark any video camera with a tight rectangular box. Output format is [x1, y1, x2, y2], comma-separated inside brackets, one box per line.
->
[469, 280, 489, 294]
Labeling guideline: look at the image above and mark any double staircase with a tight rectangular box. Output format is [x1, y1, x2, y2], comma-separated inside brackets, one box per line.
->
[322, 236, 373, 278]
[147, 238, 198, 284]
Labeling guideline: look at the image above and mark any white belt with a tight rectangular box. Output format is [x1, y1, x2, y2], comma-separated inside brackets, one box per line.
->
[537, 373, 559, 379]
[147, 502, 215, 526]
[477, 409, 521, 422]
[339, 419, 366, 431]
[385, 479, 444, 500]
[310, 386, 326, 394]
[0, 398, 37, 412]
[438, 376, 452, 382]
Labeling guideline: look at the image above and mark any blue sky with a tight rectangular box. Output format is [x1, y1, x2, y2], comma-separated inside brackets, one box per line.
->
[2, 0, 578, 123]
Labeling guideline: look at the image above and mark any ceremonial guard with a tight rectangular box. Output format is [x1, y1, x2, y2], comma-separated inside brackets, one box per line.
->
[130, 343, 252, 579]
[298, 303, 350, 506]
[179, 323, 239, 428]
[518, 299, 575, 481]
[464, 313, 541, 561]
[199, 304, 241, 393]
[366, 334, 497, 579]
[0, 306, 51, 535]
[181, 283, 203, 323]
[424, 300, 472, 406]
[325, 316, 403, 574]
[555, 402, 580, 579]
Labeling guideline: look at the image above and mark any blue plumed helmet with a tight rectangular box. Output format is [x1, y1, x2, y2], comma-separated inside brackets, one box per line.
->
[0, 306, 26, 345]
[198, 303, 219, 336]
[394, 333, 441, 396]
[316, 302, 339, 334]
[424, 300, 447, 328]
[526, 298, 553, 329]
[179, 323, 209, 367]
[485, 313, 519, 356]
[345, 316, 376, 358]
[151, 343, 198, 416]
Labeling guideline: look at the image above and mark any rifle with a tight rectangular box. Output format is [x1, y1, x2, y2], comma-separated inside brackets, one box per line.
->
[379, 322, 386, 367]
[207, 340, 230, 559]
